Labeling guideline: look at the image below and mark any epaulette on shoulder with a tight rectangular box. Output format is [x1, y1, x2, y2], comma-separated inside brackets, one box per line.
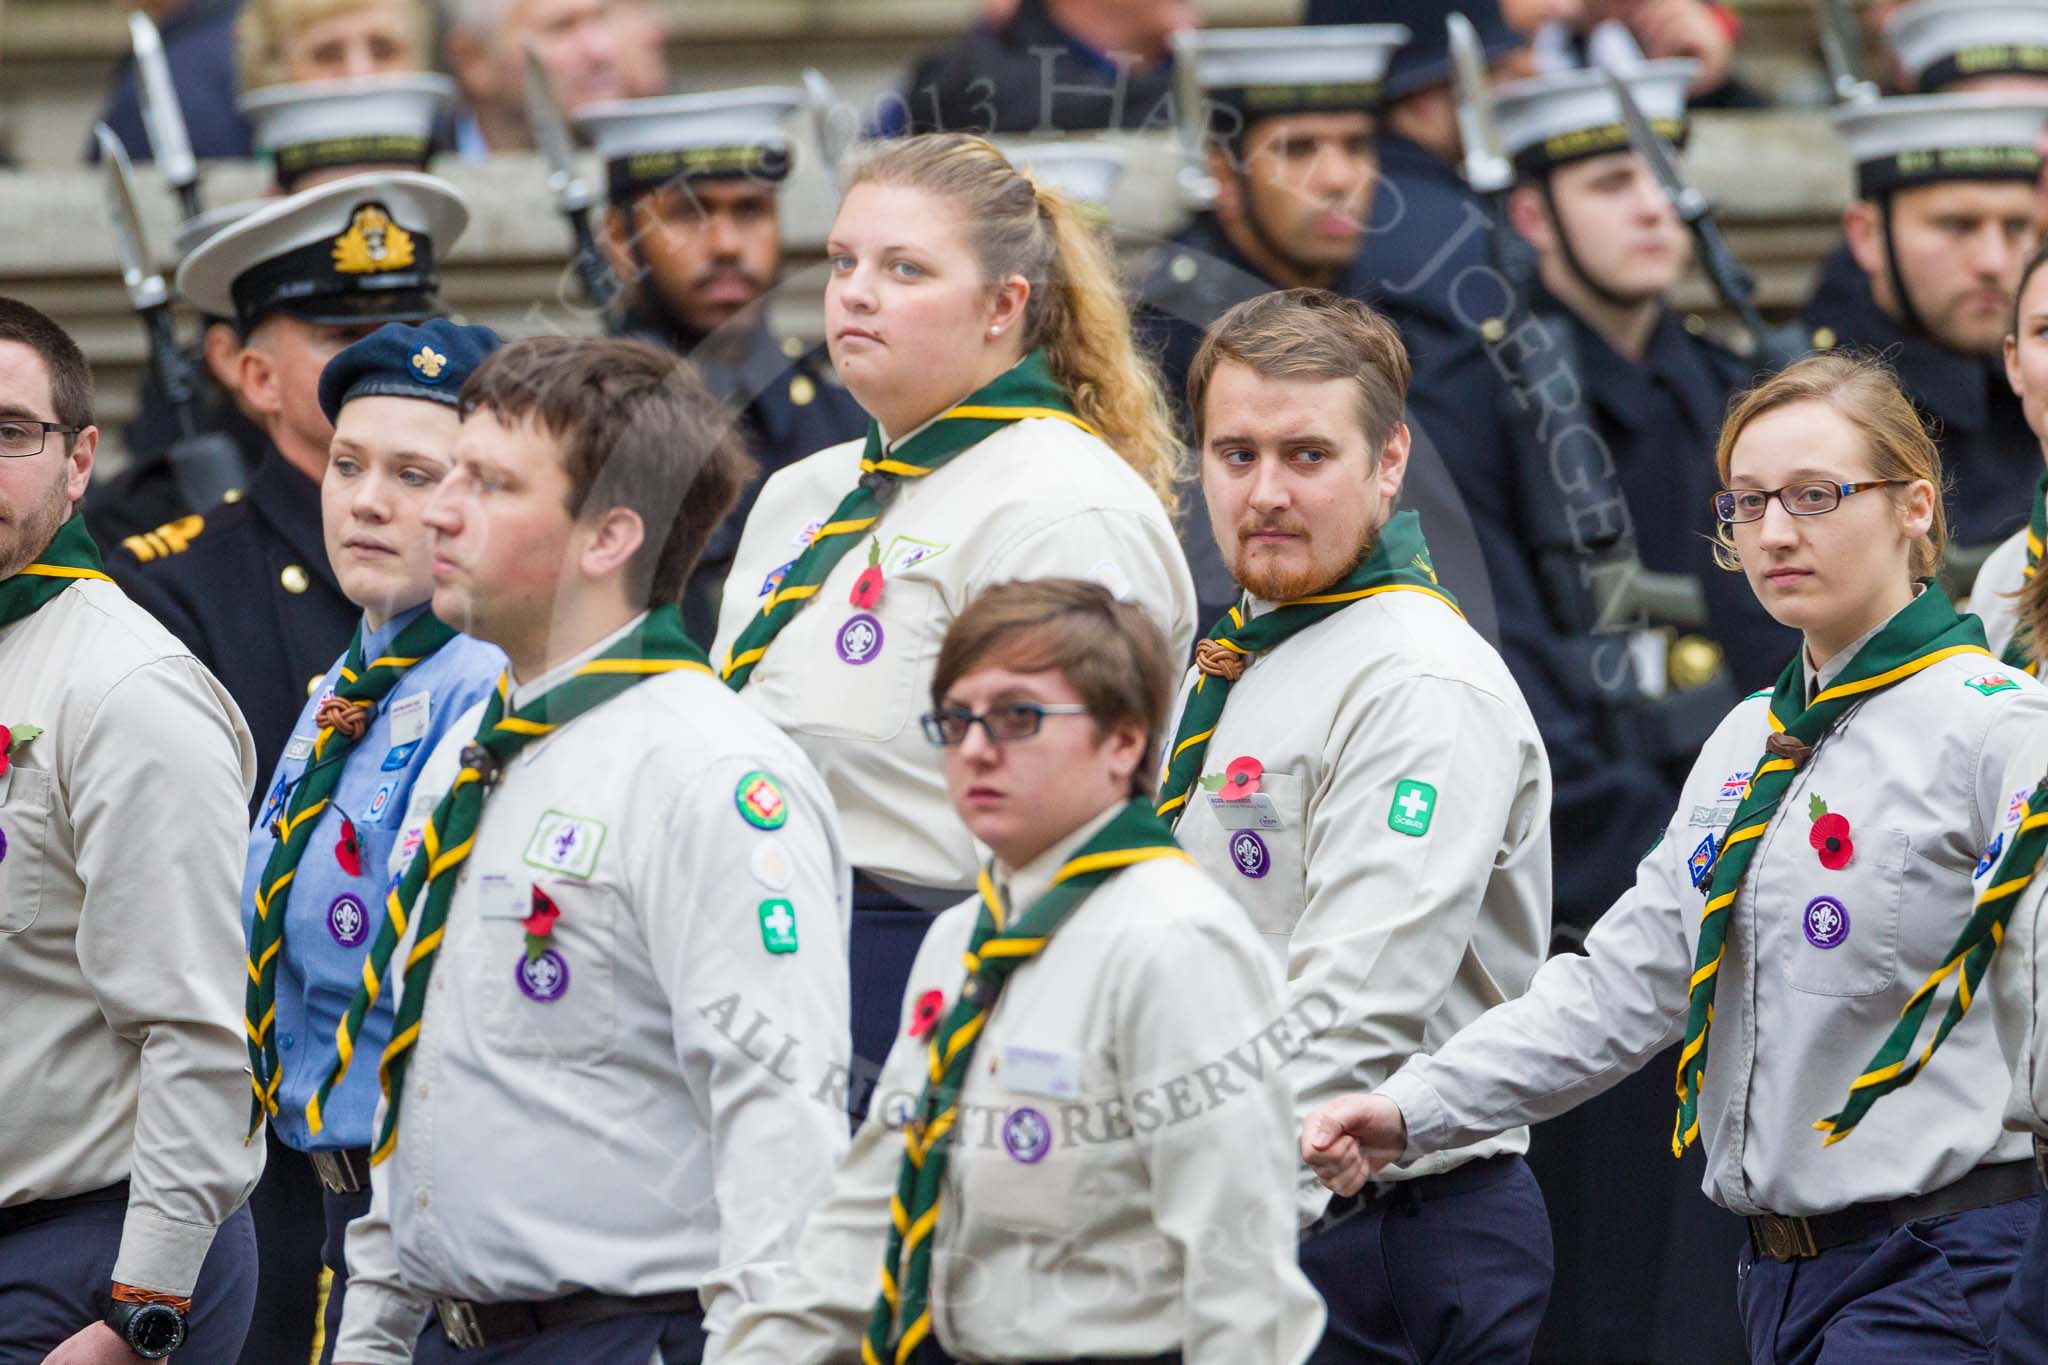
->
[122, 513, 207, 564]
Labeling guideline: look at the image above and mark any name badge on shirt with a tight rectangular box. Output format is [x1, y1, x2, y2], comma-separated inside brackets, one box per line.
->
[388, 692, 432, 746]
[477, 873, 527, 920]
[997, 1044, 1082, 1100]
[1207, 791, 1285, 831]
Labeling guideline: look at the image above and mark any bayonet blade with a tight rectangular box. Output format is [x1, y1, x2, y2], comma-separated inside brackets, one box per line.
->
[802, 68, 855, 178]
[1603, 68, 1705, 223]
[1813, 0, 1881, 104]
[128, 12, 200, 215]
[524, 44, 595, 214]
[94, 123, 169, 314]
[1447, 14, 1512, 196]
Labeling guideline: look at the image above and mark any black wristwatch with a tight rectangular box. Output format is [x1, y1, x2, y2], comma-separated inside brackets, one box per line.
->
[104, 1296, 187, 1359]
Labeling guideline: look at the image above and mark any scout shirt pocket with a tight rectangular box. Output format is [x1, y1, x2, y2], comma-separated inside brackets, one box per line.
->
[796, 576, 939, 745]
[949, 1069, 1086, 1236]
[1777, 823, 1909, 999]
[0, 765, 51, 933]
[479, 872, 618, 1065]
[1176, 771, 1308, 939]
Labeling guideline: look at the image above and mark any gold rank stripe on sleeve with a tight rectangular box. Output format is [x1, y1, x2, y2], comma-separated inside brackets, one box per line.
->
[720, 351, 1096, 692]
[0, 517, 114, 629]
[243, 611, 459, 1135]
[1819, 790, 2048, 1143]
[1155, 511, 1458, 825]
[1671, 589, 1993, 1157]
[305, 607, 714, 1164]
[862, 800, 1189, 1365]
[120, 514, 206, 564]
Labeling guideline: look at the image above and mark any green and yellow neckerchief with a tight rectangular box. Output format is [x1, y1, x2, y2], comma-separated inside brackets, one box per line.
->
[1673, 588, 1990, 1156]
[862, 800, 1189, 1365]
[0, 516, 111, 628]
[244, 610, 458, 1134]
[307, 606, 712, 1163]
[722, 350, 1093, 691]
[1155, 510, 1457, 826]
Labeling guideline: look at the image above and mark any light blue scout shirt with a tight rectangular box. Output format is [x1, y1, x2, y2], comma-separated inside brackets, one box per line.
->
[241, 604, 506, 1151]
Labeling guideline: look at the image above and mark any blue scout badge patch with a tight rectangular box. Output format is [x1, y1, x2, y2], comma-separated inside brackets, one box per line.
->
[515, 949, 569, 1002]
[1002, 1106, 1053, 1164]
[367, 781, 396, 822]
[1228, 829, 1269, 878]
[381, 740, 422, 771]
[260, 773, 290, 829]
[835, 613, 884, 665]
[735, 772, 789, 830]
[759, 560, 795, 598]
[1978, 831, 2006, 878]
[1689, 833, 1718, 889]
[1803, 896, 1850, 949]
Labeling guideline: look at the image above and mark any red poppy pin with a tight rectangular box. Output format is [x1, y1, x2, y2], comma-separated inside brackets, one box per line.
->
[1220, 755, 1263, 801]
[909, 988, 945, 1038]
[0, 724, 41, 779]
[335, 815, 363, 877]
[524, 885, 561, 963]
[1808, 795, 1854, 871]
[850, 537, 885, 610]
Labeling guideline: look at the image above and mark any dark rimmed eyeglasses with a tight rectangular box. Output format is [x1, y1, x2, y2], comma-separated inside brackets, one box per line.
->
[0, 419, 83, 459]
[1711, 479, 1909, 525]
[920, 702, 1093, 747]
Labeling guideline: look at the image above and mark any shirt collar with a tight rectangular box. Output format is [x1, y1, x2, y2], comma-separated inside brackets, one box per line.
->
[360, 602, 430, 662]
[997, 802, 1125, 913]
[1802, 586, 1922, 702]
[508, 611, 649, 710]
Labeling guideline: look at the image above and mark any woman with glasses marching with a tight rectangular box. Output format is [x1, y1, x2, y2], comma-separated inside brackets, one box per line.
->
[721, 579, 1322, 1365]
[710, 134, 1195, 1110]
[1973, 240, 2048, 675]
[1298, 352, 2048, 1363]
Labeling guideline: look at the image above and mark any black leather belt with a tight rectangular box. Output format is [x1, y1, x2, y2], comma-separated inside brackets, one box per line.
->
[308, 1147, 372, 1196]
[432, 1287, 702, 1352]
[1747, 1159, 2041, 1262]
[0, 1180, 128, 1239]
[2035, 1136, 2048, 1190]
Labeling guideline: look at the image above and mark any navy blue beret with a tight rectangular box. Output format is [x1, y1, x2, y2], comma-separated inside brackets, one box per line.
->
[318, 319, 503, 425]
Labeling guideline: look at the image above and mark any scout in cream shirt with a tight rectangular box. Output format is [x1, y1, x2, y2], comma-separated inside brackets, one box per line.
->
[1162, 290, 1553, 1363]
[724, 578, 1322, 1365]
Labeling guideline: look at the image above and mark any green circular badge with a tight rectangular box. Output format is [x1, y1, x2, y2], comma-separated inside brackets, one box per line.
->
[735, 771, 789, 830]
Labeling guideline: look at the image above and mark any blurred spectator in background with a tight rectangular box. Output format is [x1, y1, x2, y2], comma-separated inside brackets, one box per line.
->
[441, 0, 666, 155]
[236, 0, 430, 87]
[1520, 0, 1762, 104]
[876, 0, 1192, 136]
[87, 0, 253, 164]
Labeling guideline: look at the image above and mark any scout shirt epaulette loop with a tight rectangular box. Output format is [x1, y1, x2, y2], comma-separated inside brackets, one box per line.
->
[121, 514, 207, 564]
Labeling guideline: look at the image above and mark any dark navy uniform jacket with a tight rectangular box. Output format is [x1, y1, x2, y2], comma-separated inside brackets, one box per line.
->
[1436, 298, 1783, 922]
[1803, 243, 2037, 549]
[112, 452, 356, 788]
[86, 389, 266, 557]
[874, 0, 1179, 137]
[85, 0, 252, 163]
[1133, 208, 1500, 647]
[619, 304, 866, 645]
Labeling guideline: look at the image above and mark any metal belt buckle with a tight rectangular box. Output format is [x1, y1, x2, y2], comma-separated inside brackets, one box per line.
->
[309, 1150, 360, 1195]
[435, 1299, 485, 1352]
[2034, 1137, 2048, 1191]
[1753, 1213, 1819, 1261]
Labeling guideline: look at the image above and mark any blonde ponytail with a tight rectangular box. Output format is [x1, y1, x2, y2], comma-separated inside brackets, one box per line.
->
[846, 134, 1184, 514]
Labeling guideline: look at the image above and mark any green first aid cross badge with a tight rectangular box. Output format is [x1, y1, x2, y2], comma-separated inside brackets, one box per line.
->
[758, 899, 799, 954]
[1388, 778, 1437, 837]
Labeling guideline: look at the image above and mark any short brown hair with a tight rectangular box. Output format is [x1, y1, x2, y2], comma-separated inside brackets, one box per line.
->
[0, 296, 93, 433]
[1711, 351, 1948, 582]
[1185, 288, 1411, 453]
[458, 336, 750, 609]
[930, 579, 1177, 798]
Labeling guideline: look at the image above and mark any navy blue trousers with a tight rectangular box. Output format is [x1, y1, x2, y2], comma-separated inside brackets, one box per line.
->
[1300, 1153, 1553, 1364]
[0, 1186, 257, 1364]
[1739, 1196, 2035, 1364]
[311, 1182, 372, 1365]
[412, 1308, 706, 1363]
[847, 892, 943, 1124]
[1996, 1194, 2048, 1362]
